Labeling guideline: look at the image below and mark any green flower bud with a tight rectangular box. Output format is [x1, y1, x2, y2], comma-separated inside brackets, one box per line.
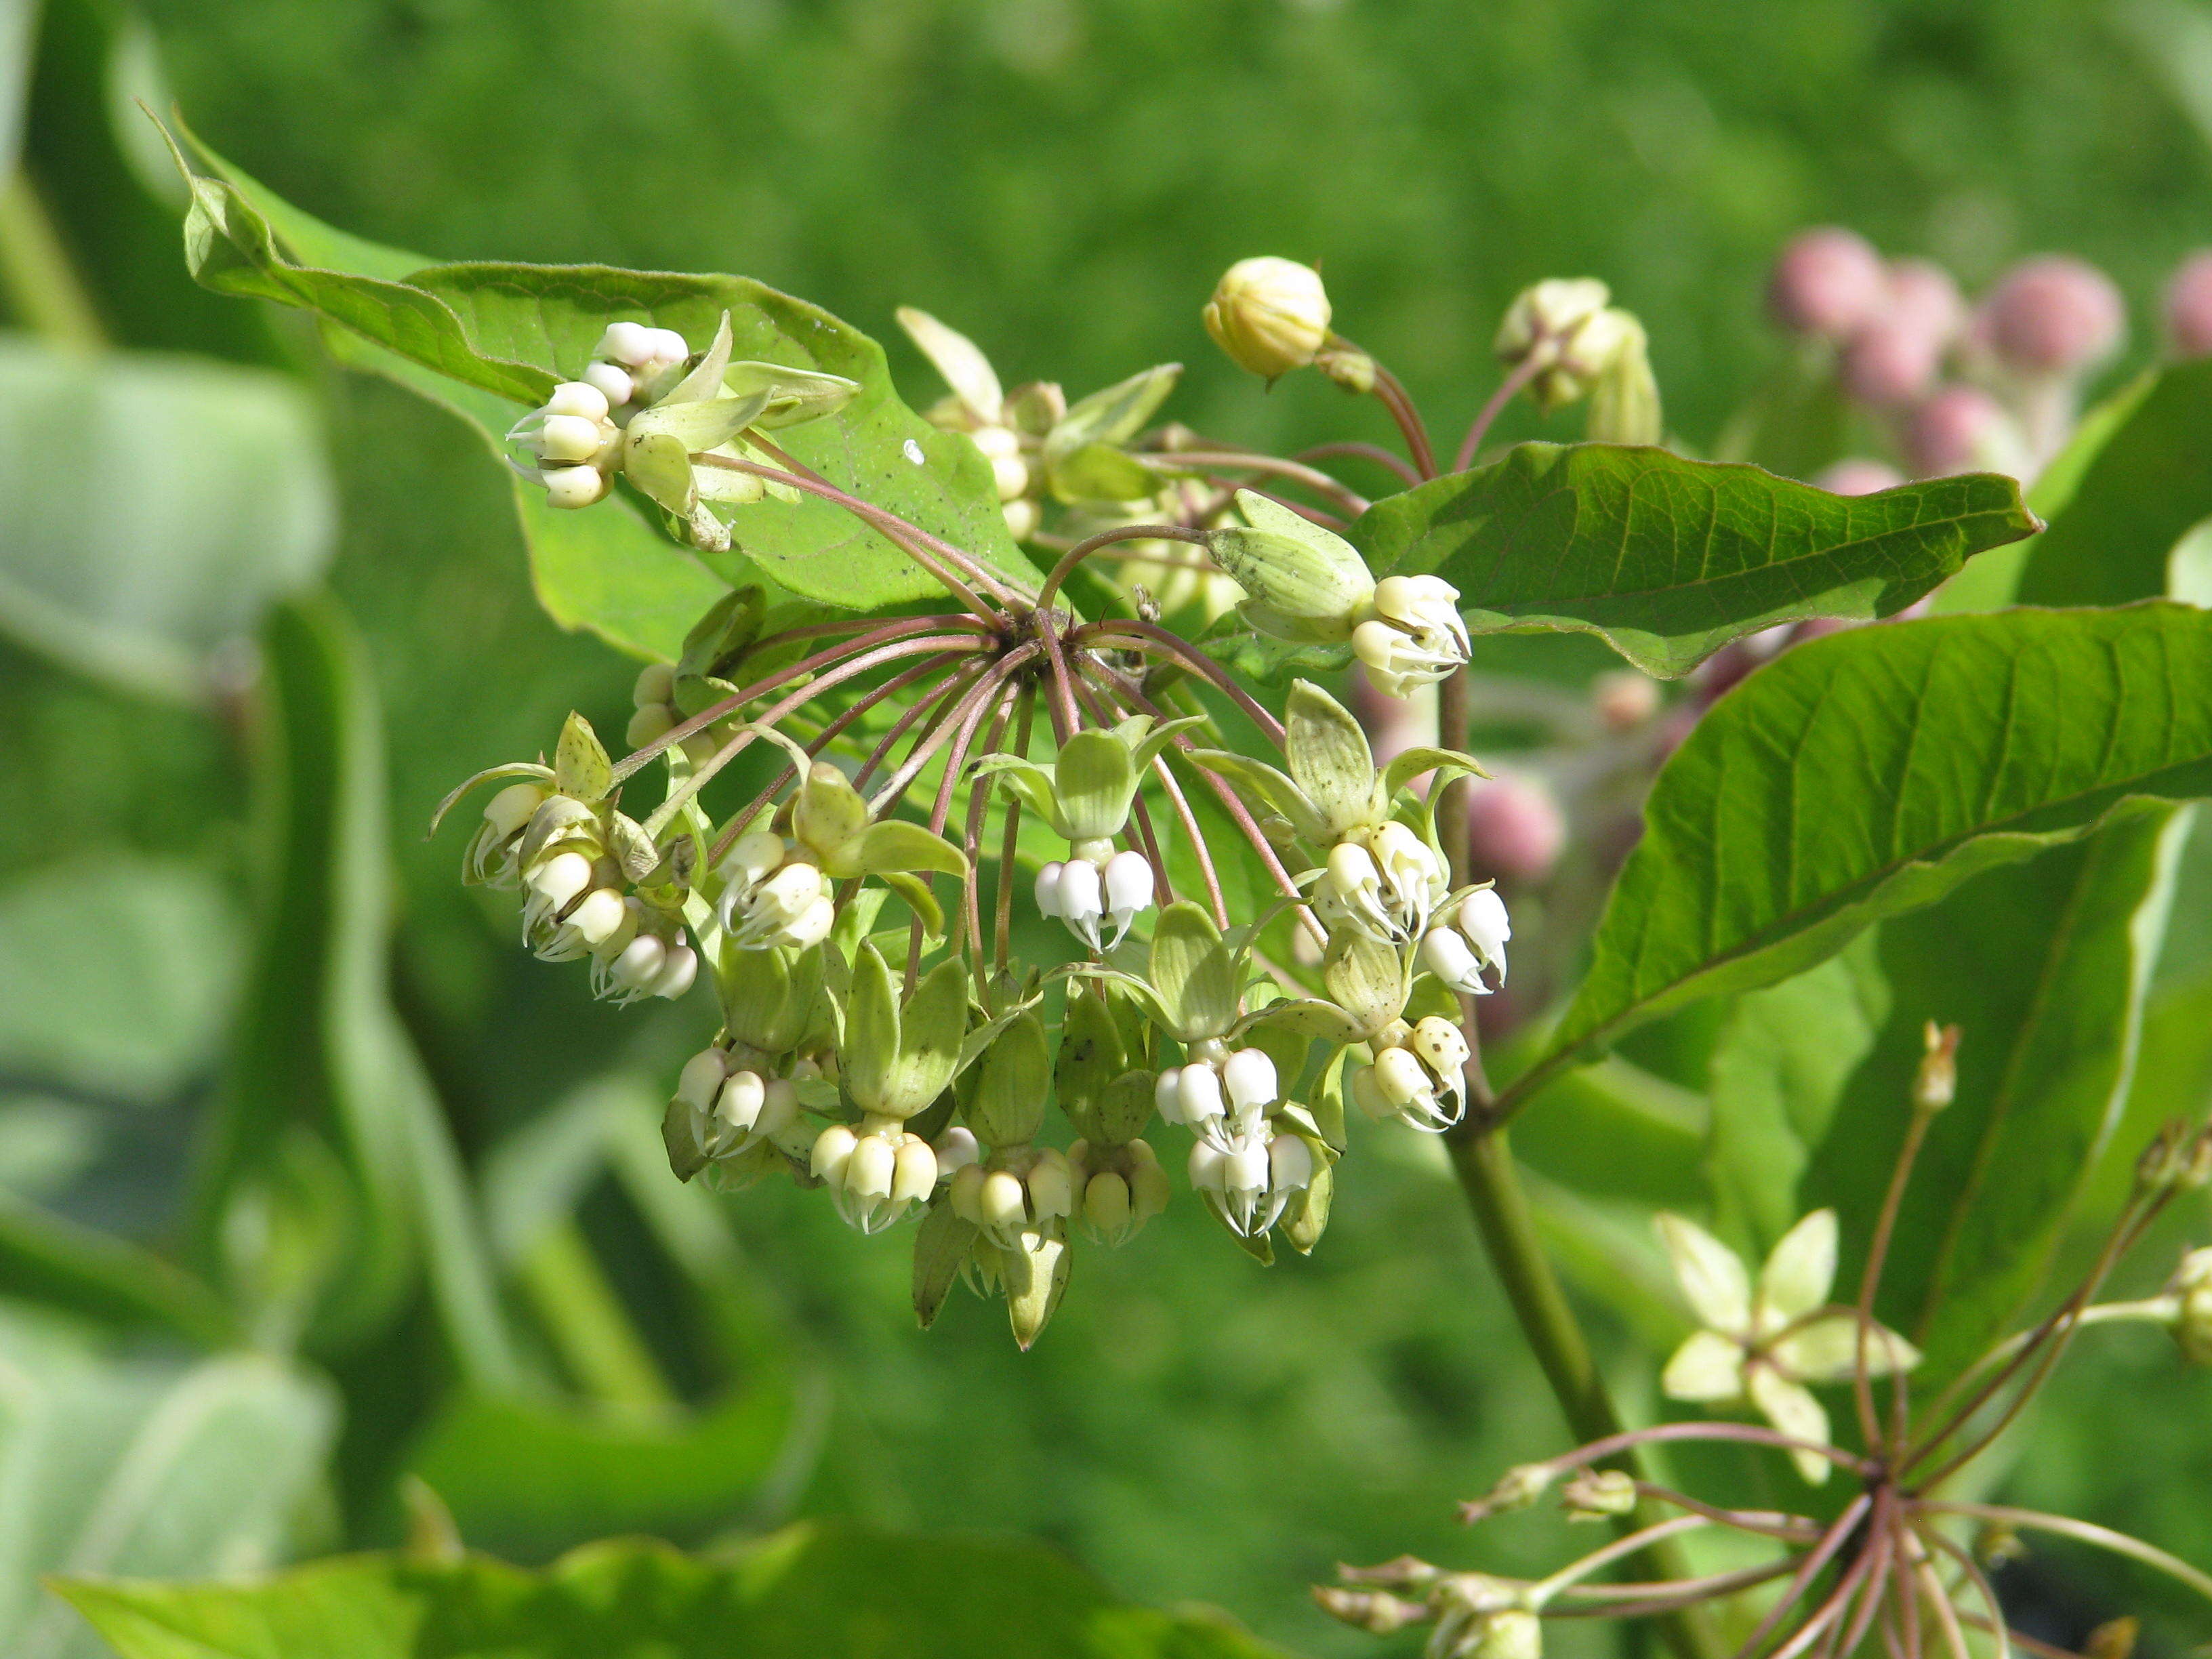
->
[967, 1011, 1051, 1148]
[842, 949, 970, 1121]
[1204, 257, 1332, 380]
[2171, 1248, 2212, 1366]
[1208, 491, 1377, 645]
[1586, 312, 1662, 445]
[794, 761, 872, 863]
[1560, 1469, 1637, 1521]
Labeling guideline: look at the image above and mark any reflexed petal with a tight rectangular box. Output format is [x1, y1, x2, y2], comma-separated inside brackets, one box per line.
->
[1757, 1209, 1839, 1330]
[1746, 1366, 1835, 1486]
[1770, 1311, 1921, 1383]
[1655, 1213, 1753, 1334]
[1660, 1330, 1746, 1402]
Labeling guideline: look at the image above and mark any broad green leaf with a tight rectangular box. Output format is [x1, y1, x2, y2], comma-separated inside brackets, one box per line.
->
[1348, 442, 2039, 678]
[0, 1200, 237, 1348]
[190, 596, 516, 1386]
[0, 856, 240, 1102]
[56, 1521, 1288, 1659]
[0, 340, 335, 699]
[0, 1305, 333, 1659]
[1703, 937, 1887, 1257]
[1508, 1054, 1709, 1212]
[1525, 607, 2212, 1101]
[2015, 359, 2212, 609]
[1802, 811, 2190, 1382]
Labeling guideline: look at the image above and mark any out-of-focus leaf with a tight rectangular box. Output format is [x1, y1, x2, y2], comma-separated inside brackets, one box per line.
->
[56, 1521, 1290, 1659]
[2014, 360, 2212, 609]
[1523, 607, 2212, 1104]
[0, 0, 35, 178]
[170, 130, 1033, 626]
[0, 1199, 237, 1346]
[1710, 345, 1852, 483]
[1801, 811, 2191, 1382]
[0, 1304, 333, 1659]
[0, 339, 334, 699]
[1509, 1054, 1708, 1210]
[190, 596, 516, 1385]
[0, 855, 239, 1101]
[1704, 937, 1887, 1256]
[1348, 442, 2038, 678]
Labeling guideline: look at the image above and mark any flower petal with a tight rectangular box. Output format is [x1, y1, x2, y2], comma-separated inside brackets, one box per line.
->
[1757, 1209, 1839, 1331]
[1660, 1330, 1746, 1403]
[1656, 1212, 1753, 1334]
[1746, 1366, 1833, 1486]
[1771, 1311, 1921, 1382]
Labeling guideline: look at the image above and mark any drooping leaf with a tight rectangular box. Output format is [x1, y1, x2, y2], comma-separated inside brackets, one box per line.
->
[0, 339, 335, 700]
[1801, 812, 2192, 1382]
[55, 1521, 1288, 1659]
[169, 129, 1033, 628]
[1521, 606, 2212, 1103]
[0, 1307, 333, 1659]
[1348, 442, 2039, 678]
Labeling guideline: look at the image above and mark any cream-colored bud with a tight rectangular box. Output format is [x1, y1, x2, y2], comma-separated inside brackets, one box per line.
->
[632, 662, 676, 709]
[625, 704, 674, 749]
[812, 1123, 859, 1184]
[528, 850, 594, 912]
[569, 888, 630, 947]
[716, 1069, 766, 1134]
[1084, 1170, 1132, 1236]
[949, 1161, 987, 1223]
[845, 1133, 897, 1202]
[582, 361, 634, 407]
[1412, 1015, 1470, 1078]
[979, 1169, 1029, 1232]
[539, 413, 607, 464]
[1029, 1149, 1074, 1220]
[483, 782, 548, 840]
[890, 1137, 939, 1204]
[1128, 1141, 1172, 1219]
[722, 830, 787, 887]
[1204, 257, 1332, 379]
[542, 466, 610, 510]
[676, 1048, 729, 1113]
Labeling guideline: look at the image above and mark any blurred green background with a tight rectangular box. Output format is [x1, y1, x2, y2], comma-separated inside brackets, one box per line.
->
[6, 1, 2212, 1655]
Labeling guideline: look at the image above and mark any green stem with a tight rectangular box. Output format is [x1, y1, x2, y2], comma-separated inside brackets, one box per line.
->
[516, 1221, 676, 1418]
[0, 170, 108, 349]
[1447, 1125, 1722, 1659]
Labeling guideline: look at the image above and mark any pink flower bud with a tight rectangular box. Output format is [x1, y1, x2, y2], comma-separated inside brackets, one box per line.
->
[1904, 385, 2009, 478]
[1768, 228, 1888, 339]
[1840, 317, 1944, 408]
[1884, 259, 1965, 347]
[1982, 255, 2125, 376]
[2164, 251, 2212, 359]
[1812, 458, 1904, 497]
[1463, 774, 1565, 884]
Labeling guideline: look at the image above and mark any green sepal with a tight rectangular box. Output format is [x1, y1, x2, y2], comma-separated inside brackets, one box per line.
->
[722, 943, 824, 1056]
[830, 884, 888, 964]
[1237, 998, 1363, 1044]
[675, 585, 767, 683]
[721, 360, 864, 428]
[554, 712, 613, 802]
[662, 1098, 709, 1183]
[1311, 1046, 1350, 1152]
[1280, 1137, 1336, 1255]
[830, 818, 968, 881]
[428, 760, 552, 834]
[661, 310, 735, 405]
[1043, 363, 1181, 466]
[1208, 491, 1375, 642]
[969, 1011, 1052, 1148]
[622, 432, 697, 515]
[972, 755, 1069, 838]
[1147, 902, 1243, 1042]
[1054, 729, 1139, 841]
[913, 1196, 979, 1330]
[607, 811, 662, 882]
[626, 390, 771, 454]
[1002, 1225, 1071, 1351]
[876, 871, 945, 941]
[879, 957, 970, 1119]
[1322, 930, 1410, 1040]
[842, 942, 901, 1113]
[1285, 680, 1385, 836]
[1382, 745, 1491, 797]
[1223, 1223, 1275, 1266]
[795, 763, 873, 864]
[1048, 441, 1159, 506]
[1054, 985, 1127, 1142]
[1197, 619, 1357, 688]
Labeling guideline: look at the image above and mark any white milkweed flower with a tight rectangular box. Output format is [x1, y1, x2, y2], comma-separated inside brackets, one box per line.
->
[508, 379, 622, 510]
[1422, 886, 1511, 994]
[1351, 1017, 1469, 1133]
[1353, 574, 1471, 698]
[715, 830, 836, 951]
[1655, 1210, 1920, 1484]
[1157, 1046, 1278, 1153]
[1035, 848, 1155, 951]
[949, 1147, 1076, 1250]
[1188, 1116, 1312, 1238]
[670, 1049, 801, 1165]
[590, 901, 698, 1004]
[468, 780, 551, 887]
[813, 1118, 941, 1235]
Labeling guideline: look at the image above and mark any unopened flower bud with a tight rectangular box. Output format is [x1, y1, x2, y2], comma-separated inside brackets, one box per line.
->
[528, 850, 594, 913]
[483, 782, 548, 840]
[1840, 316, 1945, 409]
[1814, 457, 1906, 496]
[1913, 1021, 1959, 1111]
[652, 941, 697, 1000]
[1498, 279, 1612, 363]
[1561, 1469, 1637, 1521]
[1312, 1586, 1430, 1635]
[542, 466, 611, 510]
[632, 663, 676, 709]
[2164, 250, 2212, 358]
[2171, 1248, 2212, 1366]
[582, 361, 635, 407]
[1904, 386, 2021, 479]
[1591, 669, 1662, 731]
[1464, 775, 1565, 884]
[1204, 257, 1332, 380]
[1983, 255, 2125, 376]
[933, 1125, 981, 1176]
[677, 1048, 730, 1113]
[626, 704, 674, 748]
[1002, 497, 1038, 541]
[1768, 228, 1888, 339]
[1460, 1462, 1556, 1523]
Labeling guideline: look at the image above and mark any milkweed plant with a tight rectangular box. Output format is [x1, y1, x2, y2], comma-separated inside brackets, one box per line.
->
[162, 117, 2212, 1659]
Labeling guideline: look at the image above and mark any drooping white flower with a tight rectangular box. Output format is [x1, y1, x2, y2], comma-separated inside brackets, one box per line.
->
[1422, 886, 1512, 995]
[1353, 574, 1471, 698]
[1188, 1117, 1312, 1238]
[813, 1118, 940, 1234]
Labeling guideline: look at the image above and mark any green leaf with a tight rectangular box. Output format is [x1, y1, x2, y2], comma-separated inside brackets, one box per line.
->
[1802, 811, 2192, 1381]
[1043, 363, 1181, 463]
[0, 339, 334, 701]
[2015, 359, 2212, 609]
[1702, 937, 1887, 1256]
[1507, 1054, 1711, 1214]
[1526, 606, 2212, 1099]
[54, 1521, 1288, 1659]
[1348, 442, 2039, 678]
[0, 1200, 238, 1349]
[192, 596, 517, 1386]
[0, 1307, 333, 1659]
